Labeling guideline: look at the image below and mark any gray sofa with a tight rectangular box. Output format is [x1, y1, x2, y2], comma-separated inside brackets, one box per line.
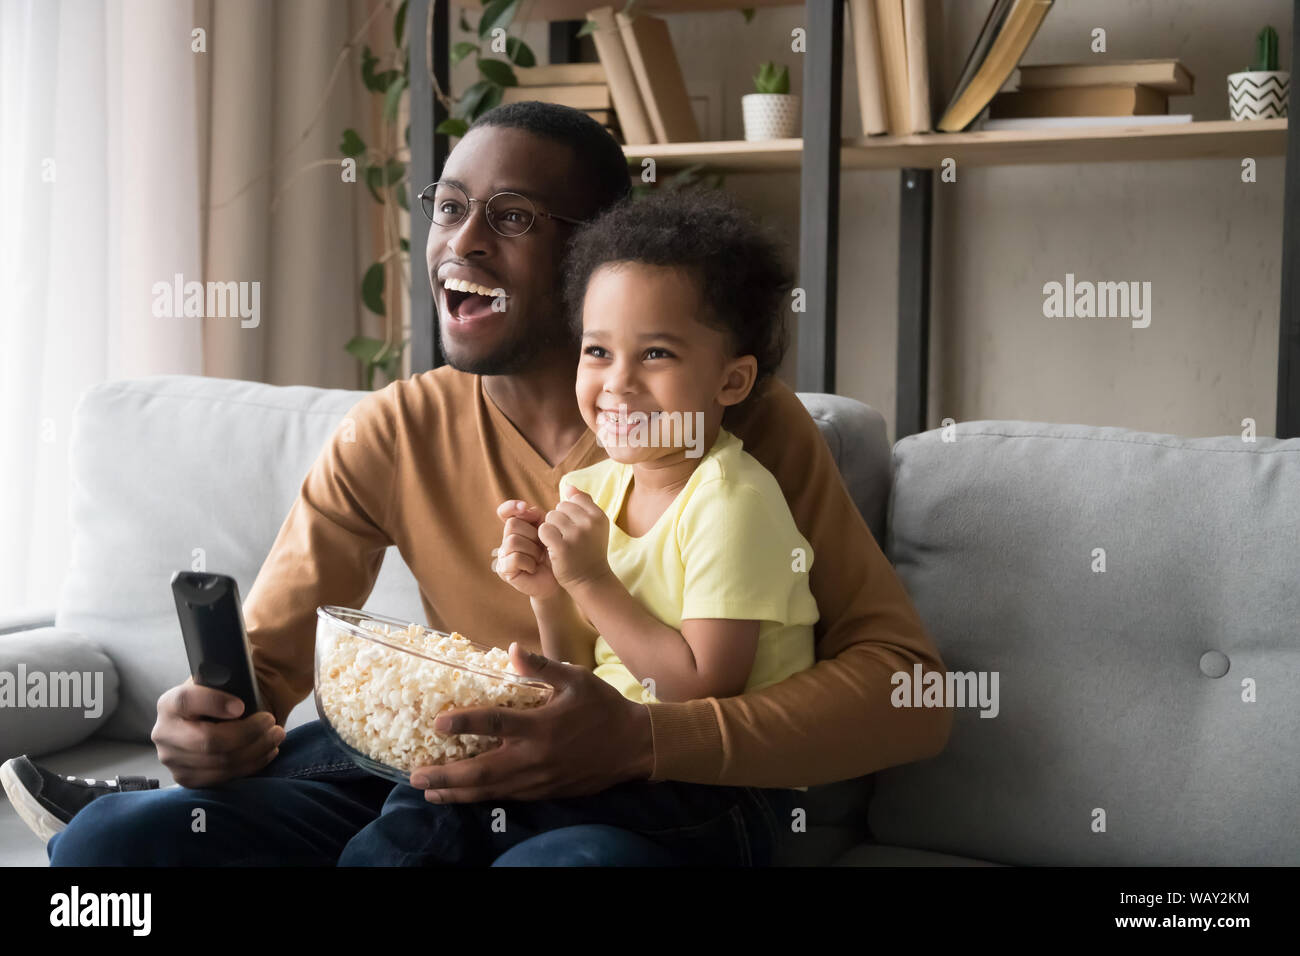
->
[2, 375, 1296, 866]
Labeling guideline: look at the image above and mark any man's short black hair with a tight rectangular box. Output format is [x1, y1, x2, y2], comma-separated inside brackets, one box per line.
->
[562, 188, 794, 388]
[469, 101, 631, 218]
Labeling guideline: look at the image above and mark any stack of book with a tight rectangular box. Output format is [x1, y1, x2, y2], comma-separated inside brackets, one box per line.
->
[986, 59, 1196, 130]
[503, 62, 625, 143]
[582, 6, 699, 145]
[849, 0, 943, 135]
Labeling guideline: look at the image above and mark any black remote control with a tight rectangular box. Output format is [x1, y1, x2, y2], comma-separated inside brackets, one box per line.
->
[171, 571, 267, 720]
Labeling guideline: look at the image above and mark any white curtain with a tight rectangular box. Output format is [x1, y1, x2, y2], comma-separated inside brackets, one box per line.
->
[0, 0, 204, 615]
[1, 0, 384, 615]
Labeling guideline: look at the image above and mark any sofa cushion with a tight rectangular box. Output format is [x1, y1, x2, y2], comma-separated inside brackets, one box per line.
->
[876, 421, 1300, 865]
[0, 628, 119, 760]
[57, 377, 429, 742]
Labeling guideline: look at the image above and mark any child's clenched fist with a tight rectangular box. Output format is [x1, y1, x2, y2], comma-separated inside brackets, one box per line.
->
[538, 485, 613, 591]
[494, 498, 558, 599]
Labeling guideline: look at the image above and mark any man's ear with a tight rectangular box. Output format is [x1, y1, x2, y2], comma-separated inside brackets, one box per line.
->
[717, 355, 759, 409]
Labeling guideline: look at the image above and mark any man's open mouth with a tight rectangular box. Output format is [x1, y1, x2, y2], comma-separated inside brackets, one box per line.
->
[442, 277, 508, 322]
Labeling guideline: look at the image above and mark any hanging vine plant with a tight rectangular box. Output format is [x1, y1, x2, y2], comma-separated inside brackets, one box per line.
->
[337, 0, 414, 389]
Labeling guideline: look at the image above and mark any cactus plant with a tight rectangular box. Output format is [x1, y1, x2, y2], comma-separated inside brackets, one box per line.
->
[753, 61, 790, 95]
[1250, 25, 1279, 72]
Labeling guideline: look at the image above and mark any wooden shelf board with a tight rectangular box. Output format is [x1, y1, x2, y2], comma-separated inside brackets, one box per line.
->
[624, 137, 803, 172]
[513, 0, 795, 21]
[622, 120, 1289, 173]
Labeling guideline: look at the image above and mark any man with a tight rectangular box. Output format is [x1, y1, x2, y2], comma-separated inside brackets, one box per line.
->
[44, 103, 950, 866]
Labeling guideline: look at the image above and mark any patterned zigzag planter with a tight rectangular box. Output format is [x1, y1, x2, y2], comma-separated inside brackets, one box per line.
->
[1227, 70, 1290, 120]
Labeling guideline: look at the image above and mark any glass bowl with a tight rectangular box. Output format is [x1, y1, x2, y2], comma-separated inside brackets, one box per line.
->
[314, 606, 552, 784]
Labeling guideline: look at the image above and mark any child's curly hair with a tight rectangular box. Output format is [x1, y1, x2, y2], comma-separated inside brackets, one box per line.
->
[562, 189, 795, 395]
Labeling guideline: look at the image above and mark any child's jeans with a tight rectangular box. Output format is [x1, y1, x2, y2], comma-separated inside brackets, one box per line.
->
[337, 772, 799, 867]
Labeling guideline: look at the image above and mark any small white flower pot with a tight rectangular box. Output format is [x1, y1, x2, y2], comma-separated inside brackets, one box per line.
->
[742, 93, 800, 141]
[1228, 70, 1290, 119]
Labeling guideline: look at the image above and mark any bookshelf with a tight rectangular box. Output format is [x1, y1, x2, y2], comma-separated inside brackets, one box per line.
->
[407, 1, 1300, 440]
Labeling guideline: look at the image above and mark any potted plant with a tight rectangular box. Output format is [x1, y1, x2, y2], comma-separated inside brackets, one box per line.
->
[742, 62, 799, 140]
[1229, 26, 1290, 120]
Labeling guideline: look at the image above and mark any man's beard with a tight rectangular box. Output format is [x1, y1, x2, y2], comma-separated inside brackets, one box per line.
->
[438, 307, 577, 376]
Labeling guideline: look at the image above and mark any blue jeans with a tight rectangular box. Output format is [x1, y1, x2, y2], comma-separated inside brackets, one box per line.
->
[48, 720, 795, 867]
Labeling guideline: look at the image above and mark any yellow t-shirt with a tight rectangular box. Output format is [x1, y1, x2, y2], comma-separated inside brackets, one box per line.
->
[561, 428, 818, 706]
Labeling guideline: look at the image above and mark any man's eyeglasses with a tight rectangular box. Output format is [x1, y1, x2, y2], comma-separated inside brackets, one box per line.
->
[419, 181, 586, 238]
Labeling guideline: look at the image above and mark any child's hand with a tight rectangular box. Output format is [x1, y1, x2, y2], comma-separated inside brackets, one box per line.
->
[538, 485, 612, 591]
[495, 499, 558, 599]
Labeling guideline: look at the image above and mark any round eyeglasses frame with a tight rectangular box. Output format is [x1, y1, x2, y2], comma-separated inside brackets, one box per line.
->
[419, 181, 587, 238]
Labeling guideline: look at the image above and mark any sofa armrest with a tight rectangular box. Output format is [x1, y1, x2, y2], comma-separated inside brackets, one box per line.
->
[0, 628, 120, 760]
[0, 609, 58, 636]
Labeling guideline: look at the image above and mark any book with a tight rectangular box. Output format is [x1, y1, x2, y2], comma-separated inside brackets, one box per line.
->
[501, 83, 612, 110]
[616, 10, 700, 143]
[923, 0, 948, 130]
[1015, 58, 1194, 95]
[515, 62, 608, 86]
[848, 0, 887, 135]
[585, 7, 655, 145]
[903, 0, 932, 132]
[941, 0, 1015, 127]
[875, 0, 911, 135]
[981, 113, 1192, 130]
[937, 0, 1055, 133]
[990, 83, 1168, 118]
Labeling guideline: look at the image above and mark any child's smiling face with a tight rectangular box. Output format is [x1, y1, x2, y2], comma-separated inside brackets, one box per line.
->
[576, 261, 757, 465]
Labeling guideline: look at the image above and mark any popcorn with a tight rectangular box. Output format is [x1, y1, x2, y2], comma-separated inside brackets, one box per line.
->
[315, 616, 550, 775]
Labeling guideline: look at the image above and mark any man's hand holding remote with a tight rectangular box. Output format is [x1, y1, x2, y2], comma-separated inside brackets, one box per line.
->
[151, 678, 285, 788]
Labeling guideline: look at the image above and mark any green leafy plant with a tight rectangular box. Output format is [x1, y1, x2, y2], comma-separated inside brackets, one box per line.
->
[435, 0, 538, 139]
[1250, 25, 1280, 72]
[753, 61, 790, 95]
[338, 0, 412, 389]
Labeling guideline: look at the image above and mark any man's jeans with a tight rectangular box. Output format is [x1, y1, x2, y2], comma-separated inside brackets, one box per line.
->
[48, 721, 797, 866]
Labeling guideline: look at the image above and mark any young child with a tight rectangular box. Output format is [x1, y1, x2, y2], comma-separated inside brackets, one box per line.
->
[487, 189, 818, 864]
[496, 191, 818, 709]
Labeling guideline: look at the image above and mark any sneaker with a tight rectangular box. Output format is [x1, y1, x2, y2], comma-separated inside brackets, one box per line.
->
[0, 755, 159, 844]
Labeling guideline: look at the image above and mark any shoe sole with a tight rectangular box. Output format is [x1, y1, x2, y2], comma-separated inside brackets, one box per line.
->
[0, 759, 66, 845]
